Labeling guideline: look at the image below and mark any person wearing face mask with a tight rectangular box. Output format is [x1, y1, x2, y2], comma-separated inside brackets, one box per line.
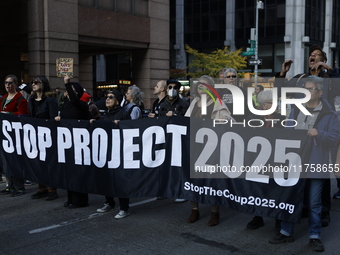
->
[158, 79, 189, 117]
[158, 79, 189, 203]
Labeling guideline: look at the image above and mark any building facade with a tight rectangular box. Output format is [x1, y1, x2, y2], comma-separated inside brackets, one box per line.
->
[0, 0, 169, 108]
[171, 0, 340, 79]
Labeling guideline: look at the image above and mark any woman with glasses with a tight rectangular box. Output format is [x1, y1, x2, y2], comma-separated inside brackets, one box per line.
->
[28, 76, 59, 201]
[0, 74, 29, 197]
[185, 75, 233, 226]
[94, 90, 131, 219]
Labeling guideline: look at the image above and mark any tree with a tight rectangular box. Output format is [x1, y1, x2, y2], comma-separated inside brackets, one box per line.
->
[185, 45, 247, 78]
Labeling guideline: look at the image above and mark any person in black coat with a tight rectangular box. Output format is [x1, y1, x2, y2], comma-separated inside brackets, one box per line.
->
[29, 76, 59, 201]
[158, 79, 189, 117]
[55, 75, 90, 209]
[94, 90, 131, 219]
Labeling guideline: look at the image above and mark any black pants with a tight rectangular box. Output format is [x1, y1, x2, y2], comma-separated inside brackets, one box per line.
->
[9, 176, 24, 190]
[67, 191, 88, 207]
[105, 196, 129, 211]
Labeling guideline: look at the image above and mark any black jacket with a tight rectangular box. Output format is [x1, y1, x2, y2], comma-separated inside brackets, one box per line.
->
[104, 106, 131, 122]
[28, 95, 58, 119]
[158, 96, 189, 116]
[60, 83, 90, 120]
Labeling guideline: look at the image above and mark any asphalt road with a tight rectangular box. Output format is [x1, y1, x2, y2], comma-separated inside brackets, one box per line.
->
[1, 178, 340, 255]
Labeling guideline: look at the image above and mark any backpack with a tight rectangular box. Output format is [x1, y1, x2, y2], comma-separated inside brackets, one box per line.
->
[127, 104, 142, 119]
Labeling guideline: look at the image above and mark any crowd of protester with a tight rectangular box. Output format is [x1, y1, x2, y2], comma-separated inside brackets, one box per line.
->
[1, 44, 340, 253]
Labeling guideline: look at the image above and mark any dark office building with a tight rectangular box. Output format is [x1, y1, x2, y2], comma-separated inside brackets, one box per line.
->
[171, 0, 340, 78]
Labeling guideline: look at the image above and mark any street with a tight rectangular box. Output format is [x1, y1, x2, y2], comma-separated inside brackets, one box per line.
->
[1, 179, 340, 255]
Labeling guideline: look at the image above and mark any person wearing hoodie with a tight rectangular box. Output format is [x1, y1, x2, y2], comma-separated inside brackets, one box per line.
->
[55, 75, 90, 209]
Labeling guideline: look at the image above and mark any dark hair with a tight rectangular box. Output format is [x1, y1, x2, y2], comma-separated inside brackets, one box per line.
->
[5, 74, 18, 85]
[32, 76, 51, 94]
[310, 44, 327, 62]
[257, 85, 264, 91]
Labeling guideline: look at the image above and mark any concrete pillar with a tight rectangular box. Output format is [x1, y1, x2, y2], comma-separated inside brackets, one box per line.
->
[323, 0, 333, 66]
[174, 0, 186, 70]
[79, 55, 93, 96]
[225, 0, 236, 51]
[133, 0, 169, 109]
[27, 0, 79, 88]
[284, 0, 306, 77]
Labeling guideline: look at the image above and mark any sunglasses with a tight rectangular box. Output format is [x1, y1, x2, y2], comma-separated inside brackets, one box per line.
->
[31, 81, 41, 85]
[304, 87, 319, 92]
[168, 85, 179, 90]
[4, 81, 13, 85]
[197, 82, 208, 86]
[107, 95, 115, 99]
[226, 75, 237, 78]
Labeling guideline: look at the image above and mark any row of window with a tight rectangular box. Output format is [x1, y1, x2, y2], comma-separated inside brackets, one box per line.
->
[79, 0, 148, 16]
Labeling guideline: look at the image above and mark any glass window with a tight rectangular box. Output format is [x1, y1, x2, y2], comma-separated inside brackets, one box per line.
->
[134, 0, 148, 16]
[116, 0, 131, 13]
[98, 0, 114, 10]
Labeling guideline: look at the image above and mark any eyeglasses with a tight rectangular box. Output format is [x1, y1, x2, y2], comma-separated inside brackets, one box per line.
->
[4, 81, 13, 85]
[107, 95, 115, 99]
[197, 82, 208, 86]
[304, 87, 319, 92]
[31, 81, 41, 85]
[168, 85, 179, 90]
[226, 75, 237, 78]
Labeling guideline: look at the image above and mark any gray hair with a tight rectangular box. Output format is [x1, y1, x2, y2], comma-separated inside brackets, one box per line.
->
[257, 90, 273, 105]
[303, 76, 324, 91]
[128, 85, 144, 106]
[199, 75, 215, 87]
[223, 68, 237, 77]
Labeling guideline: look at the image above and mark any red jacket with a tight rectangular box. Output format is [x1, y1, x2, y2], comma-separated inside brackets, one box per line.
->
[0, 92, 29, 115]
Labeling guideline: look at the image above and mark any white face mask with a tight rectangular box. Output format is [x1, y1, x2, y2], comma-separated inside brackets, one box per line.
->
[168, 88, 178, 97]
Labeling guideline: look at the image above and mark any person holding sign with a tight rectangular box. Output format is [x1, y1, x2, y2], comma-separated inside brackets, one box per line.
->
[29, 76, 59, 201]
[185, 75, 233, 226]
[55, 75, 90, 209]
[245, 90, 285, 230]
[0, 74, 29, 197]
[269, 76, 340, 252]
[94, 90, 131, 219]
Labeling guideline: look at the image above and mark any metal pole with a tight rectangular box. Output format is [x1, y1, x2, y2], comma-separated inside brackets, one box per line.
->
[255, 1, 259, 88]
[255, 1, 264, 88]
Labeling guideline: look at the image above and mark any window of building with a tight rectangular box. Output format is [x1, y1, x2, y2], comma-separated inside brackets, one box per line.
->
[184, 0, 226, 46]
[305, 0, 325, 42]
[79, 0, 148, 16]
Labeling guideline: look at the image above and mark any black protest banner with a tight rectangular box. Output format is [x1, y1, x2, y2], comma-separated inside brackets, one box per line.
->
[0, 114, 310, 222]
